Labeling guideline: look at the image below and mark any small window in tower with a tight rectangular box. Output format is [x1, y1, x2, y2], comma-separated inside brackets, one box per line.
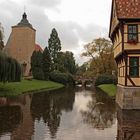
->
[129, 57, 139, 77]
[128, 25, 138, 44]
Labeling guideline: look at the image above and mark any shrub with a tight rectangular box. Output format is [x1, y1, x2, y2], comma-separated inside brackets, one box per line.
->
[32, 67, 44, 80]
[49, 71, 75, 85]
[95, 74, 117, 86]
[31, 51, 44, 80]
[0, 52, 21, 82]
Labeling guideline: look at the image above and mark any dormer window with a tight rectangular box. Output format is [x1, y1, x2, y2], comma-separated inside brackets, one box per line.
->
[128, 25, 138, 44]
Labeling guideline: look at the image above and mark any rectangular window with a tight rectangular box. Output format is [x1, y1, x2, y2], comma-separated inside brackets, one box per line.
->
[128, 25, 138, 43]
[129, 57, 139, 77]
[118, 67, 120, 77]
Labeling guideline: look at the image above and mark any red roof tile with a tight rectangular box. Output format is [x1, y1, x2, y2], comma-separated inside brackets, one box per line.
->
[35, 44, 43, 52]
[116, 0, 140, 19]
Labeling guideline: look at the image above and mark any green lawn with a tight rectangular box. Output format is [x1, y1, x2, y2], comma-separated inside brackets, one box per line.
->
[0, 79, 64, 97]
[98, 84, 117, 97]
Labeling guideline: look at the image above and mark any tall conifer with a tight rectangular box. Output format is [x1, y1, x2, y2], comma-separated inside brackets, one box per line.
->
[31, 51, 44, 80]
[42, 47, 51, 80]
[48, 28, 61, 70]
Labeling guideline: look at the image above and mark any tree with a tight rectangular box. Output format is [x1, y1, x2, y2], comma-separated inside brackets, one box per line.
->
[31, 51, 44, 80]
[82, 38, 117, 76]
[56, 52, 66, 72]
[0, 23, 4, 51]
[76, 62, 88, 76]
[42, 47, 51, 80]
[0, 52, 21, 82]
[57, 51, 77, 74]
[48, 28, 61, 70]
[64, 51, 76, 74]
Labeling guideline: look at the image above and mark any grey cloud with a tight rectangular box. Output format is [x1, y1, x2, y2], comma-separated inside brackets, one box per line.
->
[28, 7, 51, 47]
[77, 24, 107, 42]
[50, 22, 107, 50]
[51, 21, 80, 50]
[29, 0, 61, 8]
[0, 0, 108, 64]
[0, 0, 23, 43]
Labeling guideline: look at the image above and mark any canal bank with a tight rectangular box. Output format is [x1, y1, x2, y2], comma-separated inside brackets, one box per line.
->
[0, 79, 64, 97]
[98, 84, 117, 97]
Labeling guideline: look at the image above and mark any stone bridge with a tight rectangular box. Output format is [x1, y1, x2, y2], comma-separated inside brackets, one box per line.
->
[74, 76, 95, 87]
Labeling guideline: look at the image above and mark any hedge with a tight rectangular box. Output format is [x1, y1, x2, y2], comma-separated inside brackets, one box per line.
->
[95, 74, 117, 86]
[49, 71, 75, 85]
[0, 52, 21, 82]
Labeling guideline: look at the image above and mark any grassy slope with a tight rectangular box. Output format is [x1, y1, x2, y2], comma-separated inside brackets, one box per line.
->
[0, 79, 64, 97]
[98, 84, 117, 97]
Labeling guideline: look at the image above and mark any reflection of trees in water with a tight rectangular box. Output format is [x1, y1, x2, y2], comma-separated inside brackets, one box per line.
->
[117, 108, 140, 140]
[31, 88, 75, 139]
[81, 88, 116, 130]
[0, 106, 22, 135]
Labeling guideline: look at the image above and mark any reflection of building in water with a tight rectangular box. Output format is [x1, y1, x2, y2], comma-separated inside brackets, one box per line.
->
[0, 95, 34, 140]
[117, 108, 140, 140]
[0, 106, 21, 135]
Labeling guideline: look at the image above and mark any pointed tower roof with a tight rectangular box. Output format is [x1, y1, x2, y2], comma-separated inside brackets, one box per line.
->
[17, 12, 33, 28]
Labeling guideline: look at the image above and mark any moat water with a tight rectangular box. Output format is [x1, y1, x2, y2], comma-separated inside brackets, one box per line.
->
[0, 86, 139, 140]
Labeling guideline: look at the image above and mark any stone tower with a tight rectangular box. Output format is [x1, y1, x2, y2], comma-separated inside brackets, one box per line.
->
[4, 12, 36, 76]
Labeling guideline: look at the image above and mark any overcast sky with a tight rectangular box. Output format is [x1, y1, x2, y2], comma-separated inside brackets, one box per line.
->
[0, 0, 112, 64]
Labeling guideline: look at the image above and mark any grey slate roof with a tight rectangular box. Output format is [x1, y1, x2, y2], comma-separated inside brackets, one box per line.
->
[17, 12, 33, 28]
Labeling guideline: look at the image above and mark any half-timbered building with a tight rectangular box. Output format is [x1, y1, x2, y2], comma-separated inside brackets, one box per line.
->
[109, 0, 140, 109]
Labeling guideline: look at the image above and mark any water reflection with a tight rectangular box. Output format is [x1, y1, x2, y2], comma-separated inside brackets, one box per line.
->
[0, 106, 21, 135]
[117, 108, 140, 140]
[0, 87, 132, 140]
[0, 88, 75, 140]
[31, 88, 75, 139]
[81, 88, 116, 129]
[0, 95, 34, 140]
